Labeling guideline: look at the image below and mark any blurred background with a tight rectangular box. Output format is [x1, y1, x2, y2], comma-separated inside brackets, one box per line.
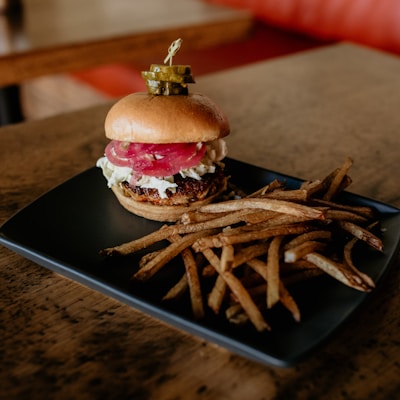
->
[1, 0, 399, 124]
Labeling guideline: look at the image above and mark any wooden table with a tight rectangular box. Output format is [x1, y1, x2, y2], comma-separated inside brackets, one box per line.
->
[0, 0, 252, 123]
[1, 43, 400, 399]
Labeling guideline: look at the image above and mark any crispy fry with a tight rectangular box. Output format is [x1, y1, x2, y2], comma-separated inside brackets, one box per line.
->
[240, 210, 279, 224]
[225, 304, 249, 325]
[338, 220, 383, 251]
[163, 235, 205, 319]
[303, 252, 373, 291]
[103, 208, 255, 256]
[202, 242, 269, 277]
[138, 248, 163, 268]
[315, 168, 352, 199]
[281, 259, 319, 272]
[300, 179, 323, 197]
[262, 188, 309, 202]
[246, 258, 268, 281]
[343, 222, 379, 290]
[266, 236, 283, 308]
[198, 198, 325, 220]
[133, 229, 218, 281]
[247, 179, 285, 197]
[310, 198, 375, 219]
[284, 241, 327, 263]
[284, 230, 331, 250]
[208, 275, 227, 314]
[245, 260, 301, 321]
[180, 246, 205, 319]
[101, 224, 172, 256]
[220, 245, 235, 272]
[201, 249, 228, 314]
[323, 156, 353, 200]
[325, 209, 368, 224]
[180, 210, 230, 224]
[202, 248, 270, 331]
[279, 282, 301, 322]
[243, 212, 313, 227]
[223, 269, 271, 331]
[176, 209, 253, 233]
[343, 236, 375, 290]
[162, 273, 188, 301]
[231, 243, 270, 267]
[193, 223, 315, 251]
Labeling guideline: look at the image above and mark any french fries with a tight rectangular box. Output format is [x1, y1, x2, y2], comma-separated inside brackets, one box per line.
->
[266, 236, 283, 309]
[323, 156, 354, 200]
[101, 158, 383, 332]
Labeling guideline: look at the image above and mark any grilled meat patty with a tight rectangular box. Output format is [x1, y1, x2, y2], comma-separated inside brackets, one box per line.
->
[120, 166, 228, 206]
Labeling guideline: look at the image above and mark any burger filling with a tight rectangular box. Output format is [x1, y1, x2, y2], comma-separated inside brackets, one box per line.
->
[97, 139, 227, 201]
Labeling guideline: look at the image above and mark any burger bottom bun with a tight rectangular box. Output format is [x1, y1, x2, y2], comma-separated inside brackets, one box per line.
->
[111, 183, 227, 222]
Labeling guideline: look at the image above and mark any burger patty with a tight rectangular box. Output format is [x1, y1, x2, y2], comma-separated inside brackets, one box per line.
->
[120, 166, 228, 206]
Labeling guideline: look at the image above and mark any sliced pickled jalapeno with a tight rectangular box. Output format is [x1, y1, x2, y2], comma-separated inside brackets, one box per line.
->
[141, 39, 195, 95]
[142, 64, 195, 95]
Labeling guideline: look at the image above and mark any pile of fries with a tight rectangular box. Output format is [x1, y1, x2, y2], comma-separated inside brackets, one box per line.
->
[101, 157, 383, 332]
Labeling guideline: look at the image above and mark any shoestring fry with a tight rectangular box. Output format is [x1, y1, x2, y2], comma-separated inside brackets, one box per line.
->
[100, 157, 383, 332]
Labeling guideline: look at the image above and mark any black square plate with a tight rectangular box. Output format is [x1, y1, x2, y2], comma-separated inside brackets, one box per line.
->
[1, 158, 399, 367]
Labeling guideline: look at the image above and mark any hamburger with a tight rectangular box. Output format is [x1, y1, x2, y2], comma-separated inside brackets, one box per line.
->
[96, 62, 230, 222]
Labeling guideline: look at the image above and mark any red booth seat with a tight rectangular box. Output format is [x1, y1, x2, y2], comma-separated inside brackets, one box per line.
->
[206, 0, 400, 55]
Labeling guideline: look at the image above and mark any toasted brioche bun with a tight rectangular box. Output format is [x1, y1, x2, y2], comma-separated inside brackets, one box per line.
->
[104, 92, 230, 143]
[111, 180, 227, 222]
[103, 91, 230, 221]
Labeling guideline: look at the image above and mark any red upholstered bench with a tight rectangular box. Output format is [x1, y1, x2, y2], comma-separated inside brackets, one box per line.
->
[206, 0, 400, 55]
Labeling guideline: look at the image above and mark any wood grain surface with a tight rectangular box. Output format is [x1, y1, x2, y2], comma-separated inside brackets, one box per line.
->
[1, 43, 399, 400]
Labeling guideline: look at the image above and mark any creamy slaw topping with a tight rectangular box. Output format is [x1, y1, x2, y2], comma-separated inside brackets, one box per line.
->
[97, 139, 227, 198]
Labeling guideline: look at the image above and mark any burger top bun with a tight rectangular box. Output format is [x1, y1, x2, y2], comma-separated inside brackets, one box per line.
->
[104, 92, 230, 143]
